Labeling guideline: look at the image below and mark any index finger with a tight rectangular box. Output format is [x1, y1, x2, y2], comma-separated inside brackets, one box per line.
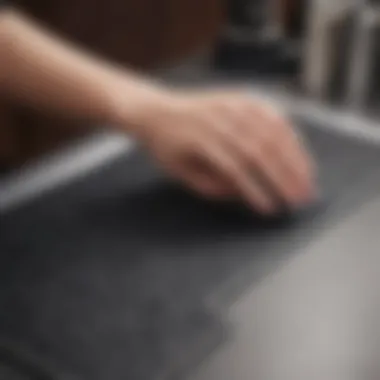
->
[199, 142, 277, 214]
[254, 101, 317, 180]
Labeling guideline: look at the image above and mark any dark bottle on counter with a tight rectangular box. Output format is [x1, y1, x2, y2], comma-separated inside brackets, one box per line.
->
[214, 0, 301, 77]
[226, 0, 274, 36]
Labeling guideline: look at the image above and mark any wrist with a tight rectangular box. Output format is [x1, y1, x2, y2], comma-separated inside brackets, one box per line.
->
[105, 75, 175, 138]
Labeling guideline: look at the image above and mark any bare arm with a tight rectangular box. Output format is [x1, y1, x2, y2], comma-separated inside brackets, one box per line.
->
[0, 8, 169, 129]
[0, 7, 316, 213]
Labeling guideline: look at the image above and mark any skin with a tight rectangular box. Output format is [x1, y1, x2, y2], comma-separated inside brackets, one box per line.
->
[0, 8, 316, 214]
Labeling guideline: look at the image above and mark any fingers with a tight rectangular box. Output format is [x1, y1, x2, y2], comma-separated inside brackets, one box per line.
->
[257, 103, 316, 182]
[208, 97, 317, 209]
[252, 104, 317, 200]
[170, 160, 235, 199]
[152, 89, 317, 214]
[198, 142, 277, 213]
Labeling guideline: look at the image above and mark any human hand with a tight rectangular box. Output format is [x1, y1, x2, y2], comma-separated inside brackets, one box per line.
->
[130, 89, 317, 214]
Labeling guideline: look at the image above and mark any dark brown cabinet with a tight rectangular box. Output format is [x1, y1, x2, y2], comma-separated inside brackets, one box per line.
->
[1, 0, 224, 169]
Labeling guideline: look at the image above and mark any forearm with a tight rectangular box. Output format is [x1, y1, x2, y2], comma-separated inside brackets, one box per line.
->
[0, 9, 169, 130]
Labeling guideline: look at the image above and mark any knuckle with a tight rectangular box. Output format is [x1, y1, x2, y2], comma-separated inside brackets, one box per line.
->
[213, 101, 229, 115]
[216, 98, 237, 113]
[180, 136, 201, 154]
[240, 141, 262, 163]
[254, 135, 276, 156]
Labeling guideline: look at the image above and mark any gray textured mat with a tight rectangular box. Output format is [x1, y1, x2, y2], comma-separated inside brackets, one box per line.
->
[1, 123, 380, 380]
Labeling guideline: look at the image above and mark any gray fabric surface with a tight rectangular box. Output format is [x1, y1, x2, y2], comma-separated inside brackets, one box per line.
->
[0, 341, 66, 380]
[1, 122, 380, 380]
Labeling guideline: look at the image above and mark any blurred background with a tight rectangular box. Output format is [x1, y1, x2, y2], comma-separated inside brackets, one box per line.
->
[4, 4, 380, 379]
[1, 0, 380, 174]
